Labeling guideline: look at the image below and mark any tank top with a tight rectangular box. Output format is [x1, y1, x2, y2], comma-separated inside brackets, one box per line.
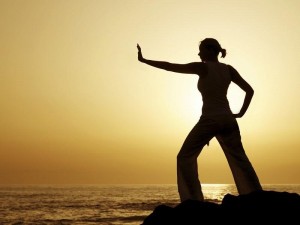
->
[197, 62, 232, 116]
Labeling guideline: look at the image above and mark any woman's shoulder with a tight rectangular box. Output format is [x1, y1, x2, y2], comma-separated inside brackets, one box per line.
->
[224, 64, 244, 81]
[217, 63, 237, 75]
[206, 62, 232, 71]
[187, 62, 207, 76]
[225, 64, 238, 74]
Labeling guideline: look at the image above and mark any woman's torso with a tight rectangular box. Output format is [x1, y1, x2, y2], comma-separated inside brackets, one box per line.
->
[197, 62, 232, 116]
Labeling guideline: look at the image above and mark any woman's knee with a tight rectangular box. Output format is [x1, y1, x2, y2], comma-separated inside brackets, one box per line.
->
[177, 153, 195, 167]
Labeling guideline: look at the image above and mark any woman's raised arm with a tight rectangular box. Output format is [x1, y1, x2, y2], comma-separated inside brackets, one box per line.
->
[137, 44, 202, 75]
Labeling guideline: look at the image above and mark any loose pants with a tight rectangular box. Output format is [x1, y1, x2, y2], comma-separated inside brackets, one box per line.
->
[177, 115, 262, 202]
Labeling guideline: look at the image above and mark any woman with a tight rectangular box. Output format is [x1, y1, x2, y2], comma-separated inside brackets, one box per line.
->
[137, 38, 262, 202]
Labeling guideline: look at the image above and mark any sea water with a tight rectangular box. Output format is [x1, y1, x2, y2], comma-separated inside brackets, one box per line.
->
[0, 184, 299, 225]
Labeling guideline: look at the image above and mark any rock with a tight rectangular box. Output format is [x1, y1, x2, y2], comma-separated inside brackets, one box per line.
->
[141, 190, 300, 224]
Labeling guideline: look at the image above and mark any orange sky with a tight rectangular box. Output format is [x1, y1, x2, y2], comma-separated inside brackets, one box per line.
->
[0, 0, 299, 184]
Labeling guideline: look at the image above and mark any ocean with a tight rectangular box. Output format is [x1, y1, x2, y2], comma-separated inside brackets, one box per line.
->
[0, 184, 299, 225]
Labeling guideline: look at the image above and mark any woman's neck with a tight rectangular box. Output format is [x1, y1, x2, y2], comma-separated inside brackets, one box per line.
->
[203, 59, 219, 63]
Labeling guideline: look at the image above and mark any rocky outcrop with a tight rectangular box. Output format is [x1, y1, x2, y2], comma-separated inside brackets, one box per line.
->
[141, 190, 300, 224]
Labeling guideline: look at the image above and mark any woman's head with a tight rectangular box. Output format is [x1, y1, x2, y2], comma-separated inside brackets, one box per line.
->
[198, 38, 226, 62]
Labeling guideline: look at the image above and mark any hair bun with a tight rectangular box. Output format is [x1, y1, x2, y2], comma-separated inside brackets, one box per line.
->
[220, 48, 227, 58]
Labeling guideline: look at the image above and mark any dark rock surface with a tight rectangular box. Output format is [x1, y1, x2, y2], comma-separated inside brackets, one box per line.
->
[141, 190, 300, 224]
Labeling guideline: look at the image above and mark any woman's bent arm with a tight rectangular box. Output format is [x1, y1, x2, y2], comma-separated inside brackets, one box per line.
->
[229, 65, 254, 118]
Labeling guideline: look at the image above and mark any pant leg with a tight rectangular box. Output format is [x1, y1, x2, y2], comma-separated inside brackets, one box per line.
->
[216, 116, 262, 195]
[177, 116, 217, 202]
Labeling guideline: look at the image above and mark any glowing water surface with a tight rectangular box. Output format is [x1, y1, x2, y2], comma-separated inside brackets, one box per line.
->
[0, 184, 299, 225]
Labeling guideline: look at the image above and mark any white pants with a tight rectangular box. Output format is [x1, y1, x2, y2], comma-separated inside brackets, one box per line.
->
[177, 115, 262, 202]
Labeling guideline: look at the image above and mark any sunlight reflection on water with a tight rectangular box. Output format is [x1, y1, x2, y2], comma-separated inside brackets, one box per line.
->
[0, 184, 299, 225]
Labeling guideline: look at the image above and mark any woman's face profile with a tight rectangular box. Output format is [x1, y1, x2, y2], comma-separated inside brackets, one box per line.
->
[198, 44, 217, 62]
[198, 45, 209, 62]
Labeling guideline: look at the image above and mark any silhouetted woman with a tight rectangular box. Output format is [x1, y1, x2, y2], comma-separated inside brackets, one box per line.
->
[137, 38, 262, 202]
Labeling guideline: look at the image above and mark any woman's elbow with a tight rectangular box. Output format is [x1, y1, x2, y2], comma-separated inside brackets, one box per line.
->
[248, 88, 254, 97]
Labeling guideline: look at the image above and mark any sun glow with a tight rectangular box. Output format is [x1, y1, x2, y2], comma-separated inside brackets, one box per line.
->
[0, 0, 299, 184]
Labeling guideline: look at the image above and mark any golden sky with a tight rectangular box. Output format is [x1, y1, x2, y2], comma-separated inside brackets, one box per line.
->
[0, 0, 299, 184]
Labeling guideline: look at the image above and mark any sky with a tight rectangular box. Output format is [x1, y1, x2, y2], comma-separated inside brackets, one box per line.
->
[0, 0, 299, 185]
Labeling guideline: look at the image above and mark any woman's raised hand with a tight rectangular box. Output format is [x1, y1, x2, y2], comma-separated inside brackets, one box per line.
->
[137, 44, 144, 62]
